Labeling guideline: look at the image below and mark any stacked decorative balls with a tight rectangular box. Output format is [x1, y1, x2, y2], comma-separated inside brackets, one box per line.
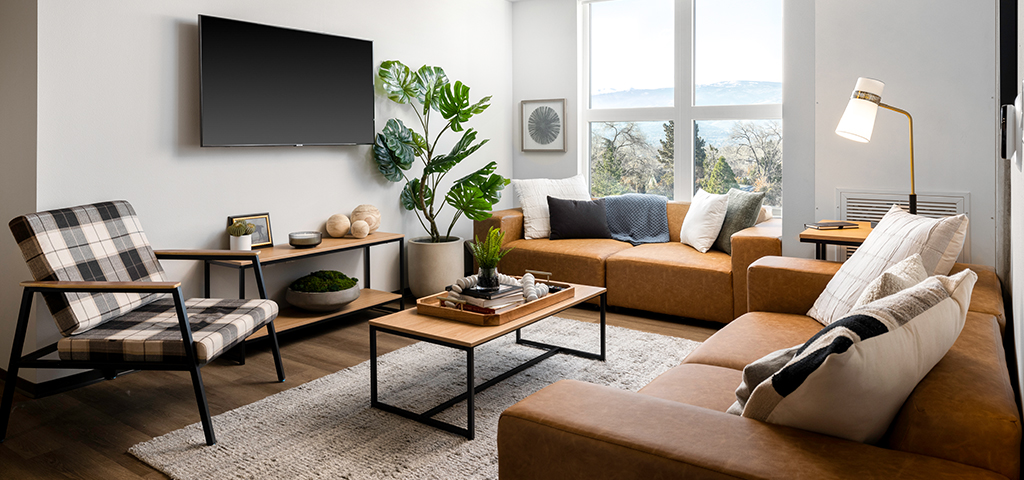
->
[326, 204, 381, 239]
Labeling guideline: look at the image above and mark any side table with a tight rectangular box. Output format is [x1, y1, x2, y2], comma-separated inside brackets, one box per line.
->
[799, 221, 872, 261]
[206, 233, 405, 350]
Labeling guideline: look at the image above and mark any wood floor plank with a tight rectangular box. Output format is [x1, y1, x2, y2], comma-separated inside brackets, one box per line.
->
[0, 305, 715, 479]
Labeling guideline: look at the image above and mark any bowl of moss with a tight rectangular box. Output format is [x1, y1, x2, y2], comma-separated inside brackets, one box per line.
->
[285, 270, 360, 312]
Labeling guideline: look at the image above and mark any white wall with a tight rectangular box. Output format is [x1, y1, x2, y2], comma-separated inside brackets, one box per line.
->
[0, 0, 39, 382]
[511, 0, 580, 180]
[2, 0, 514, 383]
[814, 1, 998, 266]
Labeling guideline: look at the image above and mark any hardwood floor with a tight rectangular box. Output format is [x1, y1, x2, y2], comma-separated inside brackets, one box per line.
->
[0, 303, 718, 479]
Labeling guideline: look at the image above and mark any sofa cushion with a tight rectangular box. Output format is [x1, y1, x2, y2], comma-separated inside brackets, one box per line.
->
[733, 269, 977, 444]
[511, 174, 591, 239]
[678, 189, 728, 253]
[808, 205, 969, 326]
[639, 363, 742, 412]
[547, 197, 611, 240]
[853, 253, 928, 308]
[498, 238, 632, 287]
[605, 243, 734, 323]
[683, 312, 823, 370]
[712, 189, 765, 255]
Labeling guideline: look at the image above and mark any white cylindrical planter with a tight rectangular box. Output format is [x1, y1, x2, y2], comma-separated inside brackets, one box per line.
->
[230, 234, 252, 251]
[407, 236, 464, 299]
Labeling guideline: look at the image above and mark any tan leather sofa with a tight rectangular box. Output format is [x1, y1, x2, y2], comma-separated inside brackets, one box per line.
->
[498, 256, 1021, 480]
[475, 202, 782, 323]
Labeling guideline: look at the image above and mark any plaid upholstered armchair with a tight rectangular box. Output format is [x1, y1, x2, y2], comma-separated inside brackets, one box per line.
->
[0, 200, 285, 446]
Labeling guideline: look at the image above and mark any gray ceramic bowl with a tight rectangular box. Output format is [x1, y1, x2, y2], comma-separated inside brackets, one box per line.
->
[289, 231, 322, 248]
[285, 287, 360, 312]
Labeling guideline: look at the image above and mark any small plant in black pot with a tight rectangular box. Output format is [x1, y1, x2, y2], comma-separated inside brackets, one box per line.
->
[286, 270, 360, 312]
[468, 227, 513, 290]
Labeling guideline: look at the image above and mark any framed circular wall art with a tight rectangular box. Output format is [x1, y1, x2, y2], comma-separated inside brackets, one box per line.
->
[522, 99, 566, 152]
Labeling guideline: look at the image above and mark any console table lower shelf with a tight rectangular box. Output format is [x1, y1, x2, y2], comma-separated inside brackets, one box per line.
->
[369, 283, 607, 440]
[248, 289, 402, 340]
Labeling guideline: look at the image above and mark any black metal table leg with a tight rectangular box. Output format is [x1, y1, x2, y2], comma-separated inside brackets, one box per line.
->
[600, 292, 607, 361]
[398, 237, 406, 310]
[364, 246, 371, 291]
[370, 326, 378, 405]
[204, 261, 211, 298]
[238, 267, 246, 299]
[466, 348, 475, 440]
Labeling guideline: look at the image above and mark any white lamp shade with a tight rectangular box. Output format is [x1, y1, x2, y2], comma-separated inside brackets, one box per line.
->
[835, 77, 885, 143]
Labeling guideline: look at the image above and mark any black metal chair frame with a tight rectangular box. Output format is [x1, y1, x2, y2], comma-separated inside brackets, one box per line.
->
[0, 250, 285, 446]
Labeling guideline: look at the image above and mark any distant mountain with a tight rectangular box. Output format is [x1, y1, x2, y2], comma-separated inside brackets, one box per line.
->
[590, 81, 782, 145]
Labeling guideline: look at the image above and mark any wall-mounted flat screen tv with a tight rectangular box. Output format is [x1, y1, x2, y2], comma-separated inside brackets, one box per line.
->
[199, 15, 374, 147]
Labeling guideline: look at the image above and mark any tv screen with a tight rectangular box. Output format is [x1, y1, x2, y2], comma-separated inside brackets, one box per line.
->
[199, 15, 374, 146]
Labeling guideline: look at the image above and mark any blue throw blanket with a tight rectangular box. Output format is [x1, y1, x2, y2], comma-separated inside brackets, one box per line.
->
[603, 193, 670, 246]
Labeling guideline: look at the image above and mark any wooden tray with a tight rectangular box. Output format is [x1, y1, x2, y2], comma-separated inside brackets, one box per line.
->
[416, 280, 575, 326]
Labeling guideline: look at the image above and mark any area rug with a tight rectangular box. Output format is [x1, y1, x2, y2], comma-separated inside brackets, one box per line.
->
[130, 316, 702, 479]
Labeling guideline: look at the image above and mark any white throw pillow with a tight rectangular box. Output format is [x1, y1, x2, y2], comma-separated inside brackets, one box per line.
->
[807, 205, 968, 325]
[512, 175, 591, 239]
[852, 253, 928, 308]
[679, 189, 729, 253]
[730, 268, 977, 444]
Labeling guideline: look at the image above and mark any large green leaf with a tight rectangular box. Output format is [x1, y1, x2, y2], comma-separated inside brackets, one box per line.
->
[372, 119, 417, 182]
[438, 81, 491, 132]
[424, 129, 489, 174]
[411, 131, 428, 156]
[401, 178, 432, 211]
[415, 66, 448, 115]
[447, 161, 510, 220]
[378, 60, 418, 105]
[445, 184, 494, 222]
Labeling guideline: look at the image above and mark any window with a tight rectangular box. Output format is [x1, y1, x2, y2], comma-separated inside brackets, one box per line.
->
[584, 0, 783, 209]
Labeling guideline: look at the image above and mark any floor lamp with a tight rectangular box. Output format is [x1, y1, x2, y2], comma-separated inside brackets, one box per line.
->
[835, 77, 918, 214]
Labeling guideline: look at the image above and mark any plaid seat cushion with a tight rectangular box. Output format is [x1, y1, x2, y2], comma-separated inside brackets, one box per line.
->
[9, 201, 167, 336]
[57, 297, 278, 364]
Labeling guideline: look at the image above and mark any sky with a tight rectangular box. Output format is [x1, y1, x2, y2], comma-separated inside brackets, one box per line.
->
[590, 0, 783, 94]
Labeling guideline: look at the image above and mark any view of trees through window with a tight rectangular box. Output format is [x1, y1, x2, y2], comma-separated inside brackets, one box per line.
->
[586, 0, 783, 209]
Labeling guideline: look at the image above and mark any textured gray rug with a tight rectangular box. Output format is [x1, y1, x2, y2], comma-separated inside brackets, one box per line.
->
[130, 316, 702, 480]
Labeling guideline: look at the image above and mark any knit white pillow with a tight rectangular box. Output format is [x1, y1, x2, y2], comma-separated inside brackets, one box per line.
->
[679, 189, 728, 253]
[852, 253, 928, 308]
[807, 205, 969, 326]
[512, 174, 591, 239]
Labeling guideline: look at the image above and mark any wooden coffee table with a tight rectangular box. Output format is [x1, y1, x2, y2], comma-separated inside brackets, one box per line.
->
[369, 283, 607, 439]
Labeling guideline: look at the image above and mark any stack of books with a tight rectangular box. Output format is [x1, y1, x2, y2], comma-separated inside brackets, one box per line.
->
[446, 284, 524, 314]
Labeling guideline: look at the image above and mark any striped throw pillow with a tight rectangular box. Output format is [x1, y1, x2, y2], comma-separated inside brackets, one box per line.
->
[729, 268, 977, 443]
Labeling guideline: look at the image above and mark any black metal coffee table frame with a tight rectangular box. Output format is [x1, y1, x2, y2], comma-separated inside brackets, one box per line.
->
[369, 293, 607, 440]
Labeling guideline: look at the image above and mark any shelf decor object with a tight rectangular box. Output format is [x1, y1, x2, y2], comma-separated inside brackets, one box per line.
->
[288, 231, 322, 248]
[521, 99, 566, 152]
[835, 77, 918, 214]
[227, 213, 274, 248]
[285, 270, 361, 312]
[227, 219, 256, 251]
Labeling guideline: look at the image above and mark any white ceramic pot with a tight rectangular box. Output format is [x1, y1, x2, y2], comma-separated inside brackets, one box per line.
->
[285, 287, 361, 312]
[407, 236, 464, 299]
[229, 234, 252, 251]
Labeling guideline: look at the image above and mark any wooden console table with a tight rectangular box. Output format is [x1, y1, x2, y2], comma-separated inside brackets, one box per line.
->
[799, 221, 872, 261]
[205, 232, 405, 342]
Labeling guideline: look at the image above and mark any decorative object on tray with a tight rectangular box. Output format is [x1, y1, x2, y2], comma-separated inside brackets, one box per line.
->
[468, 226, 514, 289]
[372, 60, 509, 297]
[326, 214, 351, 238]
[350, 220, 370, 239]
[443, 273, 522, 309]
[351, 204, 381, 234]
[288, 231, 322, 248]
[804, 221, 859, 230]
[521, 272, 550, 303]
[285, 270, 361, 312]
[420, 275, 573, 326]
[227, 213, 273, 248]
[226, 219, 255, 251]
[521, 99, 566, 152]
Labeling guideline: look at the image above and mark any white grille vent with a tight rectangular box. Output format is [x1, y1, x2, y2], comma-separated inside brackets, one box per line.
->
[837, 190, 970, 263]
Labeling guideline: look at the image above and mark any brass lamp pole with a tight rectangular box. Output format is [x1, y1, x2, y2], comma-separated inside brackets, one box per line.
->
[836, 77, 917, 214]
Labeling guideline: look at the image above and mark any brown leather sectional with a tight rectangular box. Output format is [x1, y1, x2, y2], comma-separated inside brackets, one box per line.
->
[498, 256, 1021, 480]
[474, 202, 782, 323]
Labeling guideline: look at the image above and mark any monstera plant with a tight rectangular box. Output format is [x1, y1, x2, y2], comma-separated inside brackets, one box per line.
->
[372, 60, 509, 244]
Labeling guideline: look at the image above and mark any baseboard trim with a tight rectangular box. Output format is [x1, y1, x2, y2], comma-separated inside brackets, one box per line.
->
[0, 367, 131, 400]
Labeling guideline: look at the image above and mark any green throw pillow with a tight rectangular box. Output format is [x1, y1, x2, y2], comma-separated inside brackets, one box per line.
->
[712, 189, 765, 254]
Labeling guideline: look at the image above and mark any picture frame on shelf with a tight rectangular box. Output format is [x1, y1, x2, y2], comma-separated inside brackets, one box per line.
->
[521, 99, 566, 152]
[227, 213, 273, 248]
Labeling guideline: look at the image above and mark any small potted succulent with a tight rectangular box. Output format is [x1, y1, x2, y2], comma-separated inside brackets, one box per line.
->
[285, 270, 361, 312]
[227, 219, 256, 251]
[468, 226, 514, 290]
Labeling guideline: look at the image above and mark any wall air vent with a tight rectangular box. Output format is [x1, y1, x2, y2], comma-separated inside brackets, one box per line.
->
[836, 189, 970, 263]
